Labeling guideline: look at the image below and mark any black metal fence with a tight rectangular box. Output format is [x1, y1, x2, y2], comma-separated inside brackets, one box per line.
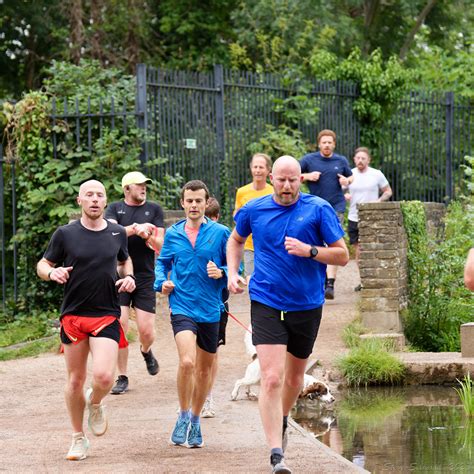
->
[1, 64, 473, 310]
[141, 64, 360, 207]
[380, 91, 472, 202]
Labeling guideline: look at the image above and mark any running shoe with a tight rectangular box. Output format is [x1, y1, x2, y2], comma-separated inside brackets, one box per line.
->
[110, 375, 129, 395]
[66, 432, 89, 461]
[201, 396, 216, 418]
[270, 453, 292, 474]
[141, 348, 159, 375]
[86, 388, 108, 436]
[324, 285, 335, 300]
[170, 416, 190, 445]
[185, 421, 203, 448]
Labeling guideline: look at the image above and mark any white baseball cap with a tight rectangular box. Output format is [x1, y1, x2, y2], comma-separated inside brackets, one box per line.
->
[121, 171, 152, 188]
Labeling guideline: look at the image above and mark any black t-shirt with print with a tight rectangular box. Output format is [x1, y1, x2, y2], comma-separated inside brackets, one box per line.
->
[43, 219, 129, 318]
[105, 201, 164, 277]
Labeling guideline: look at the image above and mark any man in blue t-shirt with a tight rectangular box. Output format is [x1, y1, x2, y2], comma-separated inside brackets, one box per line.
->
[300, 129, 353, 300]
[227, 156, 349, 474]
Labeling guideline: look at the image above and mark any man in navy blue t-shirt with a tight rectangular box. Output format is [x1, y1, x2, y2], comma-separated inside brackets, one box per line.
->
[227, 156, 349, 473]
[300, 129, 353, 300]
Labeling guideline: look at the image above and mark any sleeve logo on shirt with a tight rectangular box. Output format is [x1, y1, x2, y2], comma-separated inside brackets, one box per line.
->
[118, 210, 126, 214]
[112, 232, 120, 236]
[145, 211, 150, 216]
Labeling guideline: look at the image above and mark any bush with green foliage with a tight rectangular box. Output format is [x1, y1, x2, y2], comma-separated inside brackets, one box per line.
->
[2, 60, 181, 319]
[400, 157, 473, 351]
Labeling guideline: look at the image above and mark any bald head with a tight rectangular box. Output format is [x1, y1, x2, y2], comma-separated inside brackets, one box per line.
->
[79, 180, 106, 198]
[77, 180, 107, 221]
[270, 155, 303, 206]
[272, 155, 301, 176]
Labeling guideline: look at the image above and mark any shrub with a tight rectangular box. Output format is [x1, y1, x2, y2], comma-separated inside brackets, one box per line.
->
[337, 338, 405, 386]
[401, 192, 473, 351]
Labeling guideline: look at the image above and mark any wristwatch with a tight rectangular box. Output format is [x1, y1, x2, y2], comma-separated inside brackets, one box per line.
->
[309, 245, 319, 258]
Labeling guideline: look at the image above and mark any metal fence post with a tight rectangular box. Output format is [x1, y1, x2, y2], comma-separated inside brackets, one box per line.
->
[445, 91, 454, 202]
[214, 64, 226, 195]
[136, 63, 148, 165]
[0, 145, 5, 309]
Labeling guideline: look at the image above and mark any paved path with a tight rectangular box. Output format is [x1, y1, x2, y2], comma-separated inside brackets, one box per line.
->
[0, 261, 365, 473]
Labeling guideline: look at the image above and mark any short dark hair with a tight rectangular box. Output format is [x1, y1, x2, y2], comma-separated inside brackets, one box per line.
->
[180, 180, 210, 200]
[317, 129, 336, 143]
[205, 197, 220, 219]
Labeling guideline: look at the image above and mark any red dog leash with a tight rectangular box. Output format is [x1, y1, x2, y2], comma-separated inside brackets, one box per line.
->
[226, 310, 253, 334]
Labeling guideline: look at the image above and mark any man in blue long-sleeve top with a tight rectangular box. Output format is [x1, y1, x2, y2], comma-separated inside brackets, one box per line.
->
[154, 180, 230, 449]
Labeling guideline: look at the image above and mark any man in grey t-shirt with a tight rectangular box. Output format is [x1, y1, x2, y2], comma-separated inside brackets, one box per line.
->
[345, 147, 392, 291]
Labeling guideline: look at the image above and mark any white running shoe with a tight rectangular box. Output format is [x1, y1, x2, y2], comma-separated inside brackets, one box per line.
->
[86, 388, 108, 436]
[201, 396, 216, 418]
[66, 432, 89, 461]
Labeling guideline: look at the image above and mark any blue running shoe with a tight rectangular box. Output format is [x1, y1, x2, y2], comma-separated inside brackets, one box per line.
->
[170, 416, 190, 445]
[185, 421, 203, 448]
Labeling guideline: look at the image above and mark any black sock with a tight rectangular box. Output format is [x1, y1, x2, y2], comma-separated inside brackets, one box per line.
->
[327, 278, 335, 287]
[283, 415, 288, 429]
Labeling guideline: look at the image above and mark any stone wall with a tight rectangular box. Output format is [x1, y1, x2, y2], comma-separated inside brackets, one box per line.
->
[358, 202, 445, 334]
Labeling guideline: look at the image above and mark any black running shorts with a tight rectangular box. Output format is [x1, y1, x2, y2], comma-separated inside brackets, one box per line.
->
[119, 276, 156, 314]
[170, 313, 220, 354]
[347, 220, 359, 245]
[250, 301, 322, 359]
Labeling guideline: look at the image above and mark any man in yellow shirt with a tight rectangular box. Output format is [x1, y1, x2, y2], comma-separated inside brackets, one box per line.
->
[234, 153, 273, 281]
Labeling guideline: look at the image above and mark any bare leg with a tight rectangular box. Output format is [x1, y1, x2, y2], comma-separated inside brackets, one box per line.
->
[63, 340, 90, 433]
[256, 344, 287, 449]
[88, 337, 119, 403]
[175, 330, 197, 410]
[191, 347, 216, 416]
[326, 265, 338, 280]
[116, 306, 129, 375]
[135, 307, 156, 354]
[282, 353, 308, 416]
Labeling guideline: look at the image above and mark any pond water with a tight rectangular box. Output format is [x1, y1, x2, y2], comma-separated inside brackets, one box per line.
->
[291, 385, 474, 473]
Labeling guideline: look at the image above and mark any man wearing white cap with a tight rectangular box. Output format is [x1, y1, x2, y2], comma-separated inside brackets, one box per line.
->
[106, 171, 165, 394]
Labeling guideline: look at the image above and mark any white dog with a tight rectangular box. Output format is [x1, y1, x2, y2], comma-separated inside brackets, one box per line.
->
[231, 329, 335, 403]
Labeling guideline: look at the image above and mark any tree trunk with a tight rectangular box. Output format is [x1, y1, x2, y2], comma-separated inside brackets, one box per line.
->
[90, 0, 105, 65]
[362, 0, 381, 55]
[399, 0, 438, 60]
[125, 0, 140, 72]
[69, 0, 84, 64]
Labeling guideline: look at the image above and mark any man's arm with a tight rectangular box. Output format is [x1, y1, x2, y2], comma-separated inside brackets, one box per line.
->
[464, 248, 474, 291]
[143, 225, 165, 254]
[37, 258, 73, 285]
[227, 229, 247, 293]
[302, 171, 321, 182]
[378, 184, 392, 202]
[116, 257, 136, 293]
[284, 237, 349, 266]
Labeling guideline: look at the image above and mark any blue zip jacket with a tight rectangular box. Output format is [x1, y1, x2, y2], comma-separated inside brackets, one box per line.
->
[154, 217, 230, 323]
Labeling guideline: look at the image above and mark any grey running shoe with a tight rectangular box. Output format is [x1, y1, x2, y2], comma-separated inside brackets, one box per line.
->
[86, 388, 108, 436]
[270, 453, 292, 474]
[141, 348, 159, 375]
[66, 432, 89, 461]
[111, 375, 129, 395]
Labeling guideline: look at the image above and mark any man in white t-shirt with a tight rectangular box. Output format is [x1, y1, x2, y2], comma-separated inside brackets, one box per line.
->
[345, 147, 392, 291]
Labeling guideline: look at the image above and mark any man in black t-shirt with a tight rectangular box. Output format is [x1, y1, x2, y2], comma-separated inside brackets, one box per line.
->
[105, 171, 165, 394]
[37, 180, 136, 461]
